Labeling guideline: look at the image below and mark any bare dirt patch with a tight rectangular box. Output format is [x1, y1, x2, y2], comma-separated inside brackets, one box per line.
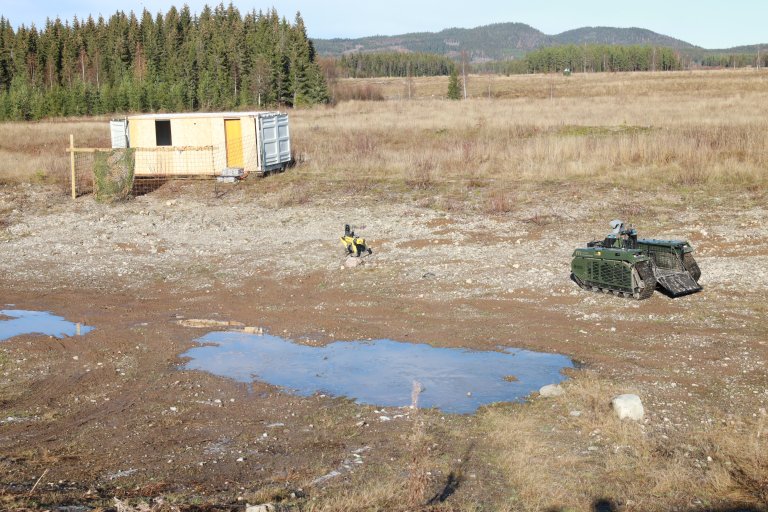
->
[0, 180, 766, 511]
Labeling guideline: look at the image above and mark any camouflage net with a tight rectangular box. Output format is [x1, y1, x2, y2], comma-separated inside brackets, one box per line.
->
[93, 148, 135, 202]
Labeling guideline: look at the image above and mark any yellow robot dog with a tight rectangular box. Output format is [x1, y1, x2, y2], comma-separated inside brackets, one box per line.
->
[340, 224, 373, 257]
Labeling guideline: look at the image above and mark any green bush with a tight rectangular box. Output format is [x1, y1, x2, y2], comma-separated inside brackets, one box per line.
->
[93, 148, 135, 202]
[447, 69, 461, 100]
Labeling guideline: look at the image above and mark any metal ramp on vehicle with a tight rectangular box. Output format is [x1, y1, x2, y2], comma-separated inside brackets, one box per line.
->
[655, 271, 702, 297]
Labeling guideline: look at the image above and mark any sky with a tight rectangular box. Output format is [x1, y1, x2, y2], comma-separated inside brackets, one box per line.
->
[3, 0, 766, 49]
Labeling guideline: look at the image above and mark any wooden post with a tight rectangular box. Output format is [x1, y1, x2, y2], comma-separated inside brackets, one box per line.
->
[69, 134, 76, 199]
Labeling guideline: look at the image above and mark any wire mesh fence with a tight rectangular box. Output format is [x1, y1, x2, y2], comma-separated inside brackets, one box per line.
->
[68, 135, 242, 199]
[71, 150, 98, 197]
[133, 146, 218, 177]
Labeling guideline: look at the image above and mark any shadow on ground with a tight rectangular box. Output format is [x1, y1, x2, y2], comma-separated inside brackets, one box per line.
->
[545, 499, 766, 512]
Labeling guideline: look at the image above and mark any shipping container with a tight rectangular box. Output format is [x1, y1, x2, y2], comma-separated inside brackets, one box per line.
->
[110, 112, 291, 178]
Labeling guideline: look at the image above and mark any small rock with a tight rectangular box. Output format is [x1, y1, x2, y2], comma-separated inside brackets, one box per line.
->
[344, 257, 363, 268]
[246, 504, 275, 512]
[311, 470, 341, 486]
[569, 410, 582, 417]
[539, 384, 564, 398]
[611, 394, 644, 421]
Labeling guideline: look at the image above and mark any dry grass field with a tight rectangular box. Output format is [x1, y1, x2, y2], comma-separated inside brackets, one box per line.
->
[298, 69, 768, 200]
[0, 118, 108, 186]
[2, 69, 766, 203]
[1, 69, 767, 511]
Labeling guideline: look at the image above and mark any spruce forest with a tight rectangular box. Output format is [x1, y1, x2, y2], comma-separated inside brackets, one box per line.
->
[0, 5, 329, 121]
[330, 45, 684, 79]
[336, 52, 456, 79]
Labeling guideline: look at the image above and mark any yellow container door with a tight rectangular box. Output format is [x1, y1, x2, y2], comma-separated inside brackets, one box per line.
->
[224, 119, 244, 168]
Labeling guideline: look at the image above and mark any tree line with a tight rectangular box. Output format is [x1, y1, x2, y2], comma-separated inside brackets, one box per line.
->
[337, 52, 456, 78]
[324, 44, 686, 80]
[699, 53, 767, 68]
[0, 4, 328, 121]
[477, 45, 683, 75]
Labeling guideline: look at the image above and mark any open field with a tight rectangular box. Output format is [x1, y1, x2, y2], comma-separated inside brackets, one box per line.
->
[1, 70, 767, 511]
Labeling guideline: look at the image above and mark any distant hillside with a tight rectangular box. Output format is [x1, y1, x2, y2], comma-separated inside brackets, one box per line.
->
[313, 22, 764, 62]
[551, 27, 696, 49]
[710, 43, 764, 53]
[315, 23, 547, 60]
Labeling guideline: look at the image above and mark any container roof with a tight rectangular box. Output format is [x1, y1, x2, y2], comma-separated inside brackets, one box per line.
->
[125, 111, 284, 120]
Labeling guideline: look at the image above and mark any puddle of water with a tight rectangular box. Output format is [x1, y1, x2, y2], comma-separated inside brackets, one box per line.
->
[181, 332, 573, 414]
[0, 310, 93, 341]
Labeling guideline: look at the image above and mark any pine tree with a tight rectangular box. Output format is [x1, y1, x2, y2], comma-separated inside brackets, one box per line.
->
[447, 68, 460, 100]
[0, 17, 14, 92]
[0, 4, 330, 119]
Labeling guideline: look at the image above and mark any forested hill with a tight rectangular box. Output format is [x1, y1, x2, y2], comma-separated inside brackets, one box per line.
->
[552, 27, 694, 48]
[315, 23, 549, 60]
[313, 23, 702, 60]
[0, 6, 329, 121]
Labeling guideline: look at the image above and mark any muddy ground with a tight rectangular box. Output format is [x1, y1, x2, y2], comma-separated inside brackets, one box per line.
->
[0, 181, 767, 511]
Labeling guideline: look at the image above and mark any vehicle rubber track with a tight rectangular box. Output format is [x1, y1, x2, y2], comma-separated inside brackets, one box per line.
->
[683, 253, 701, 282]
[571, 272, 642, 300]
[634, 260, 656, 300]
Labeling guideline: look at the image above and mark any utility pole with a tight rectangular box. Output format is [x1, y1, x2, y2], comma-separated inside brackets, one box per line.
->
[407, 61, 412, 99]
[461, 50, 468, 100]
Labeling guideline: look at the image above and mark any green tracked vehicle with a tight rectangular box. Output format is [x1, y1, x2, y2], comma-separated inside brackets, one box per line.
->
[571, 220, 702, 300]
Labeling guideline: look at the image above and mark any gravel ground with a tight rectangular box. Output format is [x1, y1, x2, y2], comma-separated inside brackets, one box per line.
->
[2, 183, 766, 296]
[1, 181, 767, 510]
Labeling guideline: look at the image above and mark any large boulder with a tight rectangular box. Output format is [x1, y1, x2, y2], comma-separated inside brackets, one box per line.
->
[539, 384, 564, 398]
[611, 394, 644, 421]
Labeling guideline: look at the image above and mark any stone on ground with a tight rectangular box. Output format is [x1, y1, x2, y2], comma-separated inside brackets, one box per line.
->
[344, 257, 363, 268]
[539, 384, 564, 398]
[611, 394, 644, 421]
